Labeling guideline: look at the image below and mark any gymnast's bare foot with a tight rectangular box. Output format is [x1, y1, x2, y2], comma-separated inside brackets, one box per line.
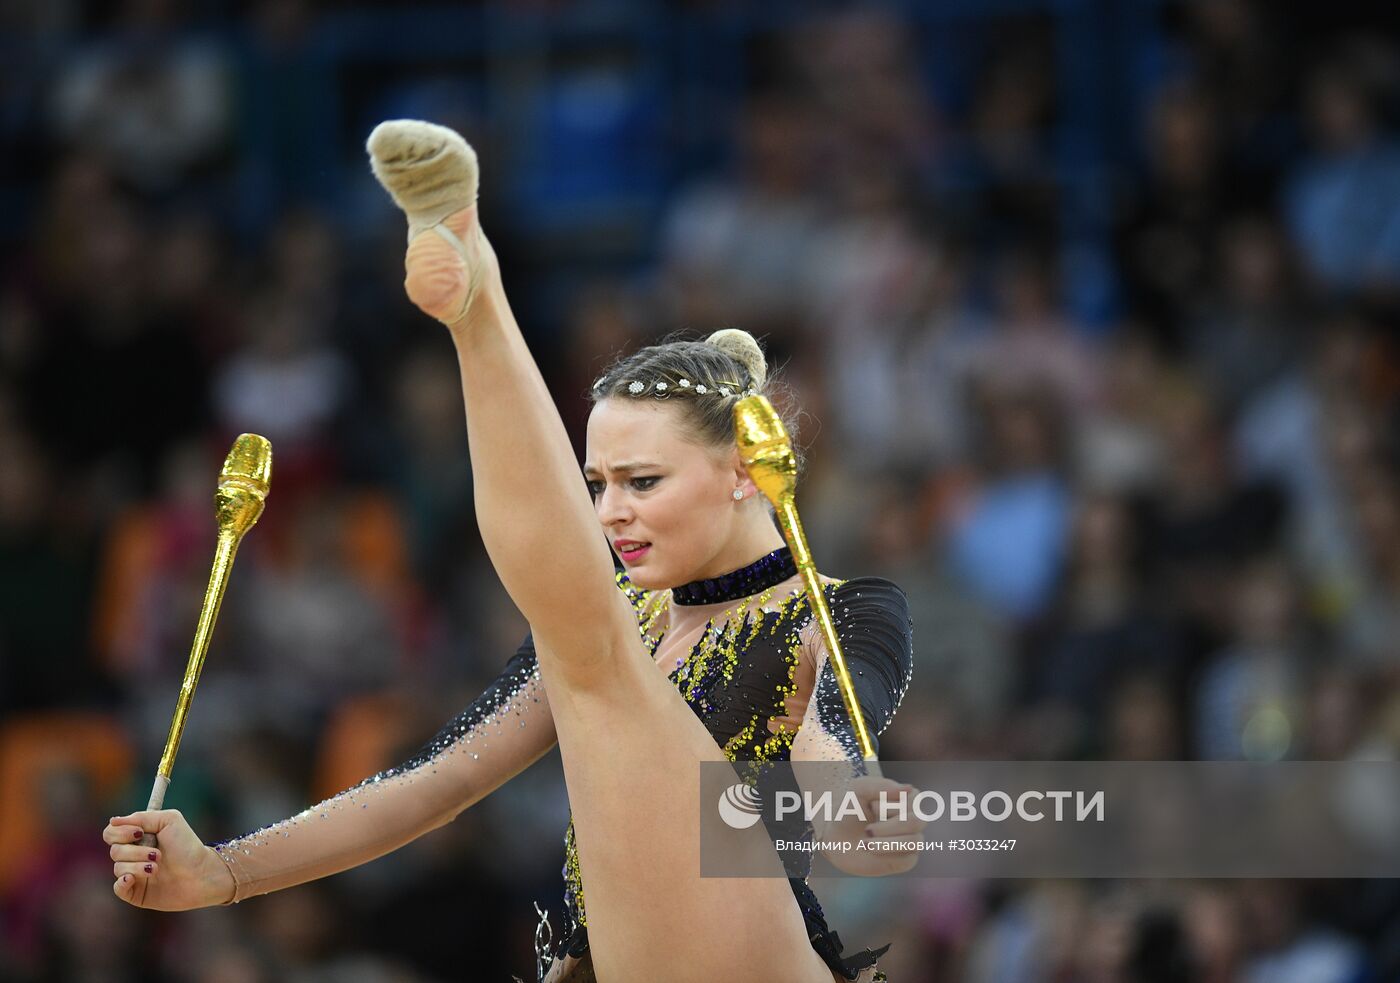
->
[366, 119, 499, 327]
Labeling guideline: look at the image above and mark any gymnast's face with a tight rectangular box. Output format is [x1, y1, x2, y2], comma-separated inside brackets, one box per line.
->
[585, 398, 752, 590]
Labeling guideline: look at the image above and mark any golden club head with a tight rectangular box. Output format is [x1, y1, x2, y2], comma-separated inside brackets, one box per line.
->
[733, 394, 797, 504]
[215, 433, 272, 539]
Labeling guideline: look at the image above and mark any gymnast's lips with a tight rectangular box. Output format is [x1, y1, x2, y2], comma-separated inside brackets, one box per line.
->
[614, 539, 651, 560]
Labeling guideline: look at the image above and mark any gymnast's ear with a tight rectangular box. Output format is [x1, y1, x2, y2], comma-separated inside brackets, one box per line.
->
[724, 448, 760, 501]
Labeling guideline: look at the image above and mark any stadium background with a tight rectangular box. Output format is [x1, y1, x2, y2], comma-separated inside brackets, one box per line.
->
[2, 1, 1399, 979]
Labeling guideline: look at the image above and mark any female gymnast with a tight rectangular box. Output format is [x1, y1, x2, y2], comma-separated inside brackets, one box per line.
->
[102, 121, 919, 982]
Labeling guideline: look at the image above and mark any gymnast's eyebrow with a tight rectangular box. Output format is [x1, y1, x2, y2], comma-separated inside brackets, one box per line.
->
[583, 461, 661, 476]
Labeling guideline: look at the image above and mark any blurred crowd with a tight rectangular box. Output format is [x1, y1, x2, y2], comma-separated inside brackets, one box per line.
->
[2, 1, 1399, 981]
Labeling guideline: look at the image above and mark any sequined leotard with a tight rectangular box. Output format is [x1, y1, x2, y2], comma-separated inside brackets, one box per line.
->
[213, 547, 914, 980]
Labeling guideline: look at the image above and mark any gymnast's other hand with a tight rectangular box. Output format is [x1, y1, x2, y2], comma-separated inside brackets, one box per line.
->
[103, 810, 234, 910]
[815, 776, 926, 877]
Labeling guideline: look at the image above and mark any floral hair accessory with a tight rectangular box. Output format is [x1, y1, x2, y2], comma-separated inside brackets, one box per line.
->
[593, 376, 753, 400]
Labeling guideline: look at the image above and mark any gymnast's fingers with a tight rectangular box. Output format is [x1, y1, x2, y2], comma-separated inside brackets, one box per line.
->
[112, 871, 149, 907]
[113, 860, 158, 881]
[860, 782, 926, 838]
[110, 843, 161, 864]
[863, 816, 926, 839]
[103, 820, 149, 846]
[856, 780, 918, 816]
[110, 809, 183, 837]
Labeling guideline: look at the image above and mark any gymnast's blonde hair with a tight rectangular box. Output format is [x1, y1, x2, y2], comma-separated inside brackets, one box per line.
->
[589, 328, 804, 472]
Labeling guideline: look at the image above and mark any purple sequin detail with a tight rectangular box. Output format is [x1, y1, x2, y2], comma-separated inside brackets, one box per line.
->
[670, 547, 796, 606]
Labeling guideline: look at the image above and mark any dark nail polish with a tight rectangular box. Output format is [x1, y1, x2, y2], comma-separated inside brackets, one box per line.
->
[148, 852, 158, 862]
[144, 864, 153, 873]
[133, 831, 143, 840]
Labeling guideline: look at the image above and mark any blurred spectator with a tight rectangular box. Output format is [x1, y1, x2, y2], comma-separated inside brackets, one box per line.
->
[47, 0, 233, 193]
[1183, 884, 1244, 983]
[1143, 384, 1286, 652]
[0, 421, 99, 711]
[212, 287, 351, 485]
[91, 440, 225, 680]
[1072, 326, 1170, 494]
[967, 245, 1100, 413]
[24, 164, 212, 491]
[1237, 881, 1366, 983]
[1187, 214, 1304, 412]
[964, 25, 1059, 236]
[789, 8, 939, 173]
[1340, 466, 1400, 667]
[237, 496, 402, 716]
[1171, 0, 1294, 175]
[801, 161, 943, 468]
[943, 380, 1071, 621]
[1303, 665, 1371, 760]
[1115, 80, 1236, 339]
[661, 93, 820, 336]
[554, 280, 649, 449]
[1286, 49, 1400, 291]
[1194, 557, 1307, 760]
[1235, 313, 1395, 660]
[385, 345, 477, 585]
[1030, 493, 1184, 758]
[852, 472, 1014, 754]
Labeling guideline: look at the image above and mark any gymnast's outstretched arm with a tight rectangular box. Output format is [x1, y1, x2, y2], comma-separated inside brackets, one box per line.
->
[103, 635, 556, 910]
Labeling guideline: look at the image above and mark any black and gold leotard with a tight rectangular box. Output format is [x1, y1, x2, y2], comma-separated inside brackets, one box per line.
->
[212, 546, 913, 980]
[552, 547, 914, 978]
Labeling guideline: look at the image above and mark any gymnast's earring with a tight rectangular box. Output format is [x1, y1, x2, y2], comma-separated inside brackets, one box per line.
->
[732, 489, 744, 501]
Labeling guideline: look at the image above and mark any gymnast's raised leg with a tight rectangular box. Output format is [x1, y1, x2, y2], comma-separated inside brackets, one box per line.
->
[367, 121, 834, 982]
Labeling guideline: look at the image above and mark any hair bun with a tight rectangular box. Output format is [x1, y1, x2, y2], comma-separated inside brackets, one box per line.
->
[705, 328, 767, 388]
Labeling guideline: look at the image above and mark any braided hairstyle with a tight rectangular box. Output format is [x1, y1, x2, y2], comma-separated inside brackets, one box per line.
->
[589, 328, 804, 474]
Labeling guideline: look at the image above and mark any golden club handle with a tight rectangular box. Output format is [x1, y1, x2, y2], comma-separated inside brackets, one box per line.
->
[153, 531, 239, 784]
[732, 397, 877, 762]
[142, 435, 271, 844]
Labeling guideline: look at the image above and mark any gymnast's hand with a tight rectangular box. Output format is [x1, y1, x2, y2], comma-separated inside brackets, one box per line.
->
[366, 120, 501, 328]
[815, 775, 927, 877]
[103, 810, 234, 910]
